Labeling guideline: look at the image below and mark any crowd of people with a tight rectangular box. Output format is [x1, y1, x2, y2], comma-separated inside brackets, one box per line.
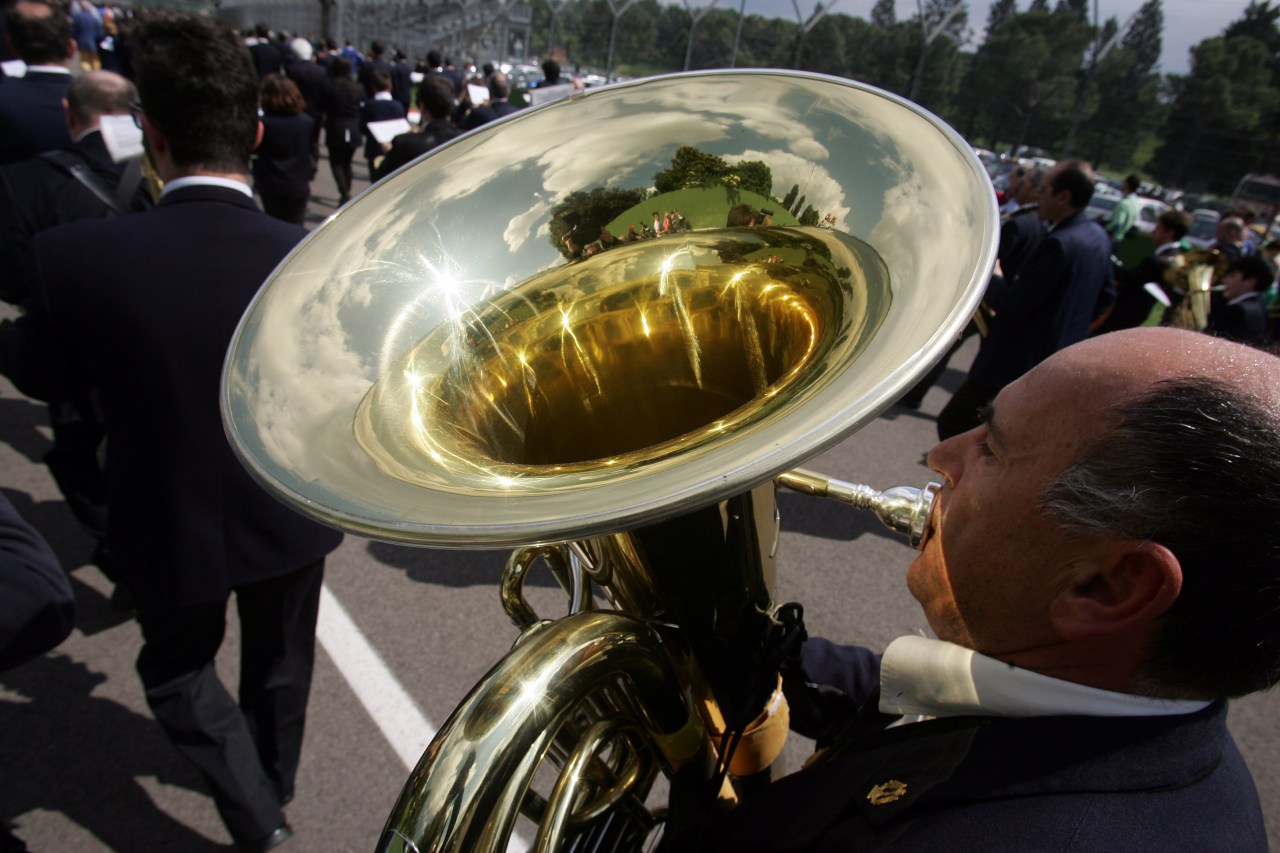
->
[2, 4, 1280, 852]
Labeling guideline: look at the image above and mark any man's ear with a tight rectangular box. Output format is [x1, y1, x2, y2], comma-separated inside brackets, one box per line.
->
[253, 119, 264, 151]
[1049, 541, 1182, 640]
[65, 37, 76, 62]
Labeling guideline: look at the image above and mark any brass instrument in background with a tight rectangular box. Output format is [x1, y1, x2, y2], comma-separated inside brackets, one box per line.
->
[1164, 249, 1229, 331]
[220, 71, 998, 851]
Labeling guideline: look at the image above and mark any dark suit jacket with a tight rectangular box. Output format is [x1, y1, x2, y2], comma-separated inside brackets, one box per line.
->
[996, 206, 1045, 283]
[0, 130, 152, 303]
[389, 61, 413, 111]
[359, 96, 406, 160]
[971, 210, 1114, 390]
[1207, 291, 1269, 346]
[358, 57, 392, 98]
[663, 639, 1267, 852]
[0, 491, 74, 672]
[458, 99, 519, 131]
[285, 58, 328, 119]
[0, 69, 74, 165]
[248, 40, 282, 78]
[253, 112, 315, 199]
[4, 185, 342, 608]
[1096, 246, 1181, 334]
[320, 78, 363, 150]
[372, 119, 460, 182]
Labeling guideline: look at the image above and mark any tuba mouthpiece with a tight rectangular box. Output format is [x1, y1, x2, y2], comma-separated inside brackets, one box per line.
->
[777, 468, 940, 548]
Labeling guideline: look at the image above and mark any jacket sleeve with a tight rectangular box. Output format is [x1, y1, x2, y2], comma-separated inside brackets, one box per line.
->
[985, 235, 1067, 321]
[0, 230, 95, 403]
[0, 491, 75, 672]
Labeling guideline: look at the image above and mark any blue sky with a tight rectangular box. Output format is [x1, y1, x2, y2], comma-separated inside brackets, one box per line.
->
[688, 0, 1255, 74]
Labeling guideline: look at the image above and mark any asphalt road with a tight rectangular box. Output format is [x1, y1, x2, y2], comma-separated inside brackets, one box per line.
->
[2, 157, 1277, 852]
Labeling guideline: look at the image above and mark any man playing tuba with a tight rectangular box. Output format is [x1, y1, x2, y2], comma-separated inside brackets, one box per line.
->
[663, 327, 1275, 852]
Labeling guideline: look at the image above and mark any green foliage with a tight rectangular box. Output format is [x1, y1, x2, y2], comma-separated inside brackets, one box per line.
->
[524, 0, 1277, 192]
[548, 186, 650, 259]
[653, 146, 772, 197]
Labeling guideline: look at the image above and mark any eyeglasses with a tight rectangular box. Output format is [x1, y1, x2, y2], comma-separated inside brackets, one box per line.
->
[129, 100, 144, 130]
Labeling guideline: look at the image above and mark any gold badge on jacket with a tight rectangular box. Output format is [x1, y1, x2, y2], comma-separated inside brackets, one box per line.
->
[867, 779, 909, 805]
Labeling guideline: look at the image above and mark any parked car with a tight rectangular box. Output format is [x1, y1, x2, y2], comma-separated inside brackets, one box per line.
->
[1132, 197, 1171, 235]
[1084, 182, 1122, 224]
[1184, 209, 1221, 249]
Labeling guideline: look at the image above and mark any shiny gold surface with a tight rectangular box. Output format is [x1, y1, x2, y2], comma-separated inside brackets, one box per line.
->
[375, 611, 710, 852]
[222, 70, 998, 547]
[355, 226, 884, 492]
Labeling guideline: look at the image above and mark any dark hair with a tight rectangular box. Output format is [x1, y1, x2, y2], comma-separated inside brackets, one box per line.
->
[369, 40, 383, 56]
[426, 49, 441, 67]
[1229, 255, 1275, 291]
[131, 11, 260, 173]
[1124, 174, 1140, 192]
[260, 73, 305, 115]
[416, 74, 454, 120]
[542, 59, 560, 80]
[66, 70, 137, 127]
[1040, 377, 1280, 698]
[1050, 159, 1095, 210]
[4, 0, 71, 65]
[370, 68, 391, 91]
[1156, 209, 1190, 240]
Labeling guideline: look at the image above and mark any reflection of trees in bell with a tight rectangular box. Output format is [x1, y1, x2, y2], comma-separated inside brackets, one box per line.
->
[653, 146, 772, 201]
[780, 183, 820, 225]
[548, 145, 833, 260]
[548, 187, 651, 260]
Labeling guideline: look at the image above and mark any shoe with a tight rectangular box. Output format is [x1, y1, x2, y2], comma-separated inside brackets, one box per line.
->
[240, 823, 292, 853]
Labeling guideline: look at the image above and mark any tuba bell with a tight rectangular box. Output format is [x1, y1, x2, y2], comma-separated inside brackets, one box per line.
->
[1164, 248, 1229, 331]
[221, 70, 998, 851]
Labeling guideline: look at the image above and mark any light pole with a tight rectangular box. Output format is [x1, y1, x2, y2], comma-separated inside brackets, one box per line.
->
[907, 0, 964, 104]
[791, 0, 837, 68]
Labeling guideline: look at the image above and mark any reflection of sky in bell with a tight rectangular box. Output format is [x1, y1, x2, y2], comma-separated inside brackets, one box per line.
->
[224, 71, 996, 535]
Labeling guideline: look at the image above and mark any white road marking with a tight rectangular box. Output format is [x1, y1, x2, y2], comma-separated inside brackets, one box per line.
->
[316, 584, 530, 851]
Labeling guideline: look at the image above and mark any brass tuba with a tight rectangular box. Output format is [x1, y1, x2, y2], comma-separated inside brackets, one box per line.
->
[221, 71, 998, 851]
[1164, 248, 1228, 331]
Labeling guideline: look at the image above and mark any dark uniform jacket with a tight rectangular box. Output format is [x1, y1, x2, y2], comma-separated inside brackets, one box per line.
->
[971, 210, 1114, 391]
[372, 119, 460, 182]
[1207, 290, 1269, 346]
[4, 185, 342, 608]
[662, 639, 1267, 852]
[0, 69, 73, 165]
[0, 129, 152, 303]
[253, 112, 315, 199]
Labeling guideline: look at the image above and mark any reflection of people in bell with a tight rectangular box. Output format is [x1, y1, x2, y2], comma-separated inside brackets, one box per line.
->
[726, 204, 756, 227]
[663, 328, 1278, 851]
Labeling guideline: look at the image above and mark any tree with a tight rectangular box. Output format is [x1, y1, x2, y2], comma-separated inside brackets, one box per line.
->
[1077, 0, 1164, 167]
[1149, 35, 1279, 191]
[960, 5, 1092, 152]
[871, 0, 896, 28]
[652, 146, 773, 197]
[548, 186, 650, 259]
[986, 0, 1017, 32]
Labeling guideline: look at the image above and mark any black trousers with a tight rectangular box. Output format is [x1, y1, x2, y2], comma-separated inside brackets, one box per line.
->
[328, 142, 355, 201]
[259, 192, 308, 227]
[134, 559, 325, 844]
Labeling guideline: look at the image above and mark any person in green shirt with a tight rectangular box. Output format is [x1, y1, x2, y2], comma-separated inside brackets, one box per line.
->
[1106, 174, 1141, 244]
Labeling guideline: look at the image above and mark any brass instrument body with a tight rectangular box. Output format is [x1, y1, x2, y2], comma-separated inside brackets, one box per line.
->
[1164, 249, 1228, 331]
[221, 70, 998, 851]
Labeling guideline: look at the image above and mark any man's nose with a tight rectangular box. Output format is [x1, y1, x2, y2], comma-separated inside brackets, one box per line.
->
[927, 428, 978, 486]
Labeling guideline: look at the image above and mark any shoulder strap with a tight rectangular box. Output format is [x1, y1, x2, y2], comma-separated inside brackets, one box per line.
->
[37, 149, 128, 217]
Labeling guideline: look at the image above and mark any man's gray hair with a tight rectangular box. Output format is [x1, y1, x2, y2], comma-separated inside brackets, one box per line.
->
[1039, 376, 1280, 698]
[67, 71, 138, 128]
